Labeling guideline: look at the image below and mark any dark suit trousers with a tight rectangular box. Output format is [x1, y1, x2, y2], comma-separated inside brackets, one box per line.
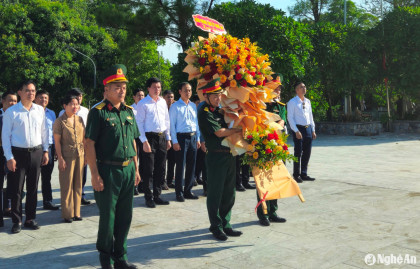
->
[8, 147, 43, 224]
[140, 133, 167, 201]
[235, 156, 250, 186]
[174, 134, 197, 196]
[166, 147, 176, 184]
[292, 125, 313, 177]
[0, 151, 5, 221]
[195, 147, 207, 191]
[41, 145, 55, 203]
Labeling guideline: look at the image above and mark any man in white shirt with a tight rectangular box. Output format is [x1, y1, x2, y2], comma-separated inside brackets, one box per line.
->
[287, 81, 317, 183]
[136, 77, 171, 208]
[2, 80, 49, 233]
[131, 88, 145, 108]
[58, 88, 91, 205]
[169, 82, 200, 202]
[35, 90, 59, 211]
[131, 88, 144, 196]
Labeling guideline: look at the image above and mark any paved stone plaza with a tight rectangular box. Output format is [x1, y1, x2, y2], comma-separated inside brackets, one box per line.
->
[0, 134, 419, 269]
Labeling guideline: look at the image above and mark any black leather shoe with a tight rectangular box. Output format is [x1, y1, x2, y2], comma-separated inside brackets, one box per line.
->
[293, 175, 303, 183]
[301, 175, 316, 181]
[168, 183, 175, 188]
[184, 193, 198, 200]
[134, 188, 140, 196]
[193, 180, 198, 186]
[11, 223, 21, 233]
[0, 219, 3, 227]
[146, 200, 156, 208]
[114, 260, 137, 269]
[176, 195, 185, 202]
[223, 228, 242, 237]
[100, 264, 113, 269]
[3, 209, 11, 218]
[154, 197, 170, 205]
[138, 185, 144, 193]
[24, 220, 40, 230]
[236, 184, 246, 192]
[73, 216, 83, 221]
[269, 215, 287, 223]
[161, 183, 169, 190]
[259, 218, 270, 226]
[64, 218, 73, 223]
[43, 201, 59, 210]
[196, 177, 203, 185]
[81, 198, 91, 205]
[211, 229, 228, 241]
[203, 190, 207, 197]
[243, 182, 256, 189]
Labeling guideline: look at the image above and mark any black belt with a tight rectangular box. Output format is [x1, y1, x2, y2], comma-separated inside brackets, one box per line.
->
[146, 132, 164, 136]
[98, 158, 133, 167]
[297, 124, 310, 128]
[177, 132, 196, 137]
[12, 145, 42, 152]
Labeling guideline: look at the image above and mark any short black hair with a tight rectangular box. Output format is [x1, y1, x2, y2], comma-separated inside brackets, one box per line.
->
[35, 89, 49, 98]
[2, 90, 17, 100]
[133, 88, 143, 96]
[191, 94, 200, 102]
[19, 80, 36, 91]
[68, 88, 83, 96]
[145, 77, 161, 89]
[293, 81, 304, 90]
[62, 95, 80, 106]
[163, 90, 174, 96]
[178, 82, 191, 91]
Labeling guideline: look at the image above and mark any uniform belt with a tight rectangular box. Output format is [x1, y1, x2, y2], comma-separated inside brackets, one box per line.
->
[146, 132, 164, 136]
[296, 124, 310, 128]
[12, 145, 42, 152]
[98, 158, 133, 167]
[177, 132, 196, 137]
[207, 149, 231, 153]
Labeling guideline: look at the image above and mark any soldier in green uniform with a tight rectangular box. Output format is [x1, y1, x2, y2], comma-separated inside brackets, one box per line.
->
[197, 78, 243, 241]
[85, 64, 140, 269]
[257, 73, 287, 226]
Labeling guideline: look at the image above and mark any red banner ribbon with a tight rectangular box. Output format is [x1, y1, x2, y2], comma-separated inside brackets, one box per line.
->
[255, 191, 268, 213]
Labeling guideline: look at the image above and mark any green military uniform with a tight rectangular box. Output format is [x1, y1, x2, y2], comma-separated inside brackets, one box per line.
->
[85, 65, 140, 266]
[197, 80, 236, 234]
[266, 100, 287, 126]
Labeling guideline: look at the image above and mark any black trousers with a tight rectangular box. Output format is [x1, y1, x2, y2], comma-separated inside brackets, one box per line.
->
[235, 156, 250, 186]
[195, 147, 207, 191]
[8, 147, 43, 224]
[174, 134, 197, 196]
[81, 165, 87, 198]
[0, 150, 5, 221]
[140, 133, 167, 201]
[292, 125, 313, 177]
[41, 145, 55, 203]
[166, 147, 176, 184]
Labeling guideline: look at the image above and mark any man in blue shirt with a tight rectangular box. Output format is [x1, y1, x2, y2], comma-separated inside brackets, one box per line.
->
[35, 90, 59, 210]
[169, 82, 200, 202]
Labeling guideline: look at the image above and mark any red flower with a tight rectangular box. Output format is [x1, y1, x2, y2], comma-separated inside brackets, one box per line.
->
[210, 62, 217, 72]
[240, 80, 248, 87]
[204, 73, 213, 81]
[282, 145, 288, 151]
[235, 65, 241, 72]
[223, 70, 230, 77]
[256, 80, 262, 86]
[267, 134, 275, 140]
[247, 135, 253, 140]
[246, 55, 251, 61]
[250, 71, 256, 77]
[265, 149, 272, 154]
[222, 54, 228, 59]
[222, 81, 230, 88]
[204, 41, 209, 45]
[273, 132, 279, 140]
[263, 79, 266, 86]
[198, 58, 206, 66]
[235, 73, 243, 80]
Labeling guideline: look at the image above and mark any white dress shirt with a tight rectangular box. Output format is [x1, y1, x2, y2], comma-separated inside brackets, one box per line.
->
[136, 95, 171, 143]
[287, 96, 315, 133]
[59, 105, 89, 126]
[2, 102, 49, 161]
[130, 103, 137, 116]
[169, 99, 200, 144]
[45, 108, 56, 145]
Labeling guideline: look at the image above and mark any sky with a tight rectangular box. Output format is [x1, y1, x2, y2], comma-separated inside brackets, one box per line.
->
[159, 0, 365, 63]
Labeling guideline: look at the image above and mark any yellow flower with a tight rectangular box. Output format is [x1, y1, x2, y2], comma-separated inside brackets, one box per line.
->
[220, 75, 227, 83]
[262, 139, 269, 145]
[253, 152, 259, 159]
[230, 80, 237, 88]
[208, 55, 214, 63]
[246, 144, 255, 152]
[217, 66, 223, 74]
[204, 65, 211, 73]
[251, 140, 258, 146]
[199, 49, 205, 56]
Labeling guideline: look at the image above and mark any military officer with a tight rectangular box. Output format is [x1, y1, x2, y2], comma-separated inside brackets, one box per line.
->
[197, 78, 242, 241]
[85, 64, 140, 269]
[257, 73, 288, 226]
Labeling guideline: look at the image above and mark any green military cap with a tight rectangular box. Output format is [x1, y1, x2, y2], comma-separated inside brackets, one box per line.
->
[199, 78, 223, 94]
[272, 73, 283, 84]
[102, 64, 129, 85]
[266, 73, 283, 89]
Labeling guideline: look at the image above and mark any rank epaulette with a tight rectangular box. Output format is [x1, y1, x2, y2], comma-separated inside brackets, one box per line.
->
[95, 102, 106, 110]
[125, 104, 134, 109]
[276, 101, 286, 106]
